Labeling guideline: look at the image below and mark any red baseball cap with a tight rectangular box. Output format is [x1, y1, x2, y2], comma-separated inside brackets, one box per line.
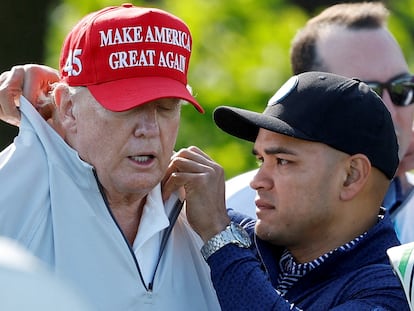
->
[59, 3, 203, 113]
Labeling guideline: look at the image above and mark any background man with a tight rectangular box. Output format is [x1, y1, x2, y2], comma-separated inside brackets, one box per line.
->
[226, 2, 414, 244]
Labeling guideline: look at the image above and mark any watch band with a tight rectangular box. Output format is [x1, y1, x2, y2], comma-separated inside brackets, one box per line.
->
[201, 222, 251, 261]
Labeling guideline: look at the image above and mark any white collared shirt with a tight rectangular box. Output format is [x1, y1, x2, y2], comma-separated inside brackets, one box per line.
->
[393, 173, 414, 244]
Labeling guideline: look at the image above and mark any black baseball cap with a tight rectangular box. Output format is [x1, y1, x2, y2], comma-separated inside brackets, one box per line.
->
[214, 71, 399, 180]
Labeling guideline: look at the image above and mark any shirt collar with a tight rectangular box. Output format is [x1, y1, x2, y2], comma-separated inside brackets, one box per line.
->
[383, 177, 404, 214]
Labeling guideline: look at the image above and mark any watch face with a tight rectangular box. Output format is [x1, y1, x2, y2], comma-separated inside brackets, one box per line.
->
[230, 222, 251, 247]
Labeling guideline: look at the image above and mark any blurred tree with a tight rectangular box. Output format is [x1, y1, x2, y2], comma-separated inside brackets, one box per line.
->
[1, 0, 413, 179]
[0, 0, 58, 149]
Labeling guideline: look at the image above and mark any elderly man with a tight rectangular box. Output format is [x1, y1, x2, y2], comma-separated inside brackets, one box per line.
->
[0, 4, 219, 311]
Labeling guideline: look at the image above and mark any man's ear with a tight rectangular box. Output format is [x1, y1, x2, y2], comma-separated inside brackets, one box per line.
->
[340, 154, 371, 201]
[54, 84, 76, 134]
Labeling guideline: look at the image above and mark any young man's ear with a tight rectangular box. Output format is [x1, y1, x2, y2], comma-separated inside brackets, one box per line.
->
[340, 154, 371, 201]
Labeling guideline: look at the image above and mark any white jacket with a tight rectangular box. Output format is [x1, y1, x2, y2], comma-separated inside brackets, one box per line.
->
[0, 97, 220, 311]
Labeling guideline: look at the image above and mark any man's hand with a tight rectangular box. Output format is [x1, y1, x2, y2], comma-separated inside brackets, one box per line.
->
[162, 146, 230, 242]
[0, 64, 59, 126]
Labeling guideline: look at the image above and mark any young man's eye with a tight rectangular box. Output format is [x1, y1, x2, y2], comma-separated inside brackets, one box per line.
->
[277, 158, 289, 165]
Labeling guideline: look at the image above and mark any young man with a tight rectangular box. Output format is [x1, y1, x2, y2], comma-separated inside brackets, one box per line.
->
[226, 2, 414, 244]
[165, 72, 410, 310]
[0, 4, 220, 310]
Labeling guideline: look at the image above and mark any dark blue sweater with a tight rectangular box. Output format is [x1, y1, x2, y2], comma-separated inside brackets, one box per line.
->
[207, 211, 409, 310]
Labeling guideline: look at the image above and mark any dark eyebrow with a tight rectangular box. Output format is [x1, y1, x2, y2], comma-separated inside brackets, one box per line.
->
[252, 146, 297, 156]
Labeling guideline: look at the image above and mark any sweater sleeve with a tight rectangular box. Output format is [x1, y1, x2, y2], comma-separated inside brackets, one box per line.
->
[207, 243, 302, 311]
[0, 111, 51, 244]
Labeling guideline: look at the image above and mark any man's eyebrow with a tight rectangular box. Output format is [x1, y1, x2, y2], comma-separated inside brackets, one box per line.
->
[252, 146, 297, 156]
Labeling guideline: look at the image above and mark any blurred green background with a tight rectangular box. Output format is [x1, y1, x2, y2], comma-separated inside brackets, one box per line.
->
[1, 0, 413, 179]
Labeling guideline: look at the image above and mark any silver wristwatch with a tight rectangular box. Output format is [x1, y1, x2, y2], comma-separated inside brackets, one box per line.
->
[201, 222, 252, 261]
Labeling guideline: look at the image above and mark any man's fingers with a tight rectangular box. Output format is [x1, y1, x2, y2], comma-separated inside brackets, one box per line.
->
[0, 97, 21, 126]
[162, 147, 218, 201]
[0, 67, 25, 125]
[162, 173, 180, 202]
[22, 64, 59, 108]
[0, 70, 11, 84]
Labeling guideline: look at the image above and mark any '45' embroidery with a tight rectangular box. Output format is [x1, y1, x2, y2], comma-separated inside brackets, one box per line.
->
[63, 49, 83, 76]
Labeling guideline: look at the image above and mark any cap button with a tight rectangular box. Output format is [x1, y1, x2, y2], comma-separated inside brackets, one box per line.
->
[122, 3, 133, 8]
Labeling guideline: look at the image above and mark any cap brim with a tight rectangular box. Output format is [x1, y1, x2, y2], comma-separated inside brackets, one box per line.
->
[87, 76, 203, 113]
[213, 106, 311, 142]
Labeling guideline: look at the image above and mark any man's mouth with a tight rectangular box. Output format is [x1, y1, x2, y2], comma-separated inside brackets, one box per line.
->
[129, 155, 155, 163]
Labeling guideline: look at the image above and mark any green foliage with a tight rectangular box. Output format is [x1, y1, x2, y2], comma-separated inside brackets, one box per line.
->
[44, 0, 414, 179]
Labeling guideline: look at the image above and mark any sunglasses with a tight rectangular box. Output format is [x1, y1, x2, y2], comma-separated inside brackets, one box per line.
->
[364, 74, 414, 107]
